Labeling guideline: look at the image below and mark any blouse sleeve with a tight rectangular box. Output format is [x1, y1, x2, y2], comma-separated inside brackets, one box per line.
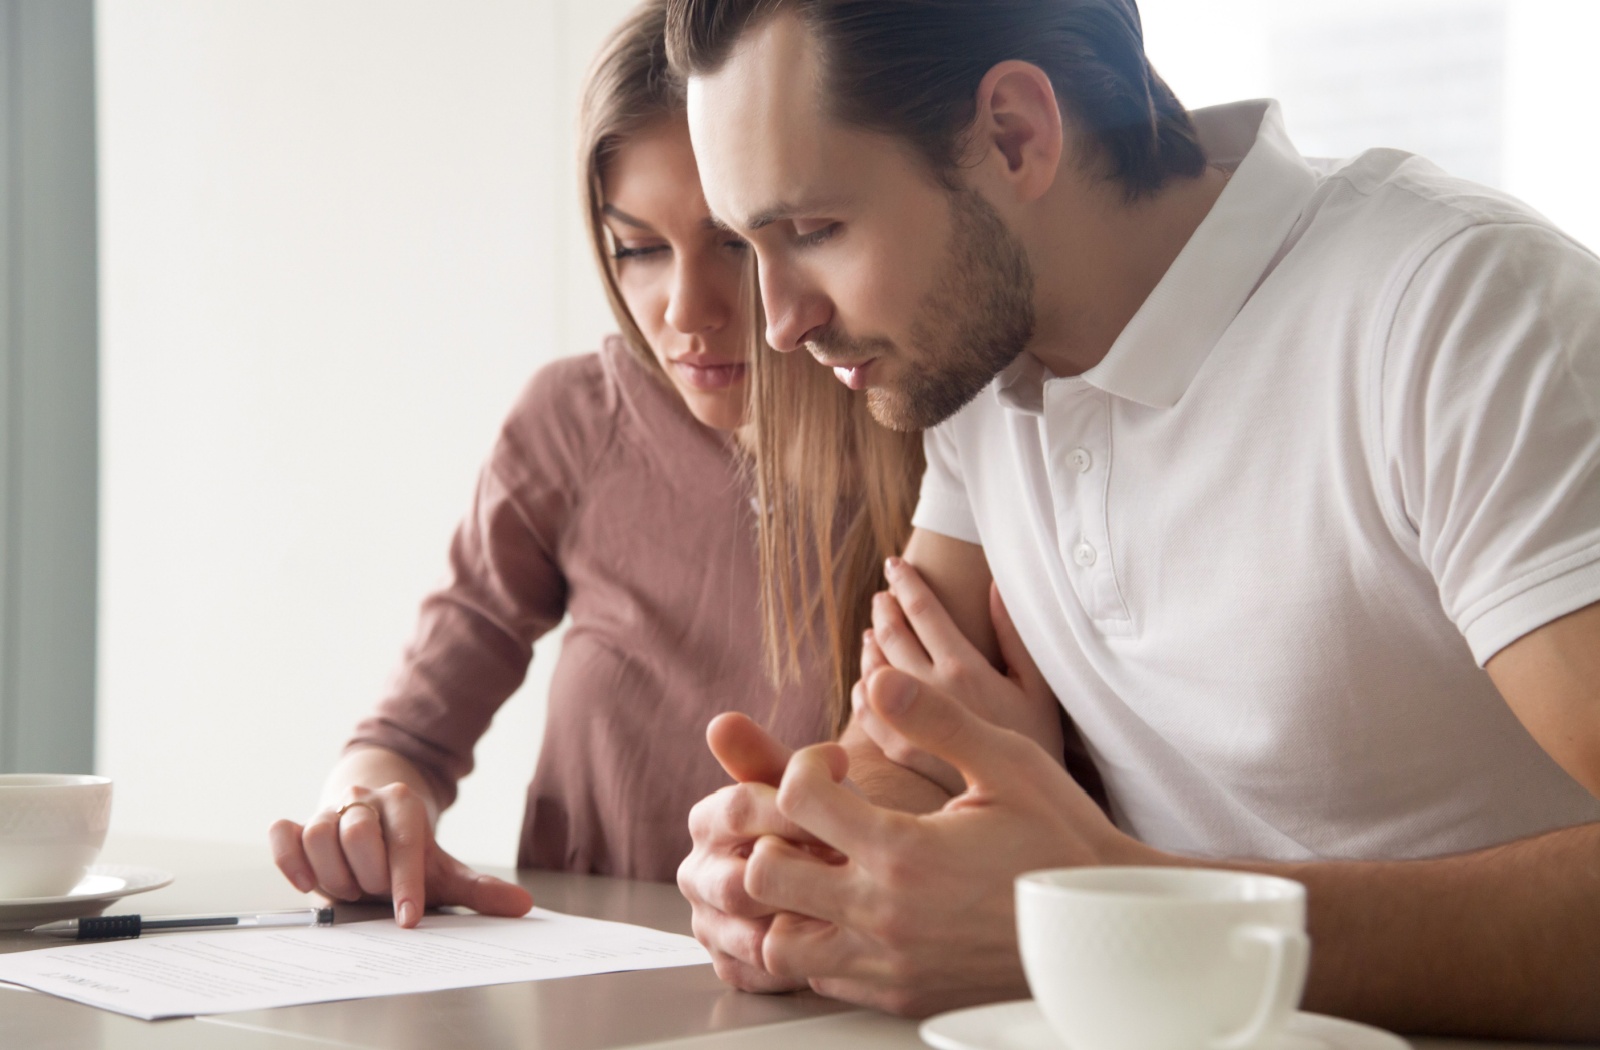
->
[346, 353, 617, 808]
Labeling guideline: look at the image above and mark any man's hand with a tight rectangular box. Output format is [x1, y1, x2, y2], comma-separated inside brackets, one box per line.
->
[751, 668, 1156, 1017]
[854, 557, 1066, 794]
[269, 781, 532, 927]
[677, 712, 822, 993]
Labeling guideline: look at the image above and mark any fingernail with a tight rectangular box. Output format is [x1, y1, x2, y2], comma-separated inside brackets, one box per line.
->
[885, 556, 902, 577]
[397, 901, 416, 927]
[879, 674, 917, 715]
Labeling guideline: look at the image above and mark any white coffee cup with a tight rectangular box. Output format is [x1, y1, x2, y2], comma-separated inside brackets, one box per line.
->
[1016, 867, 1309, 1050]
[0, 774, 113, 898]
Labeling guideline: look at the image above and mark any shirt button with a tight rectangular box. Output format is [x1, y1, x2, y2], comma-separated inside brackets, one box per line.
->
[1073, 541, 1098, 567]
[1070, 447, 1093, 473]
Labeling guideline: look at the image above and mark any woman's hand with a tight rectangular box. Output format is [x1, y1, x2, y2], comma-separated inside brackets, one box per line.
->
[852, 558, 1066, 794]
[269, 781, 532, 927]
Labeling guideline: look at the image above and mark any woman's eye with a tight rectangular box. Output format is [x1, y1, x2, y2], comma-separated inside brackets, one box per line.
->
[793, 222, 840, 248]
[723, 237, 751, 253]
[613, 243, 669, 262]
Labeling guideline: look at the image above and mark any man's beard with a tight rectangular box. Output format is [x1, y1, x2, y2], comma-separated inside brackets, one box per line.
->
[807, 187, 1035, 431]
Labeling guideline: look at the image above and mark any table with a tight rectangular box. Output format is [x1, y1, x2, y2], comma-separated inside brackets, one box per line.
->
[0, 837, 1591, 1050]
[0, 836, 906, 1050]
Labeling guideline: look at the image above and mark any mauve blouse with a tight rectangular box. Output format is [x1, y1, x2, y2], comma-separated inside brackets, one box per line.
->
[348, 338, 834, 882]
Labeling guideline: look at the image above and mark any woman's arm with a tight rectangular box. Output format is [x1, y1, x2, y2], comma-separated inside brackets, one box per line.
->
[269, 358, 613, 924]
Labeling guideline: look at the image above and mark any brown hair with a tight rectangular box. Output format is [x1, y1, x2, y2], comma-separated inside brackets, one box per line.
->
[579, 0, 685, 367]
[582, 0, 921, 734]
[747, 307, 924, 735]
[664, 0, 1206, 200]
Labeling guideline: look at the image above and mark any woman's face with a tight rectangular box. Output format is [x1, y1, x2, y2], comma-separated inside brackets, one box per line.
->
[602, 117, 753, 432]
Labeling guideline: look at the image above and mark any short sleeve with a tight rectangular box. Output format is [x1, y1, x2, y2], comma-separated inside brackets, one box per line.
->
[911, 420, 982, 544]
[1382, 221, 1600, 664]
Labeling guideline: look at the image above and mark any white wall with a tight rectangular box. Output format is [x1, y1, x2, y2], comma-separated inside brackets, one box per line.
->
[96, 0, 634, 867]
[1138, 0, 1600, 250]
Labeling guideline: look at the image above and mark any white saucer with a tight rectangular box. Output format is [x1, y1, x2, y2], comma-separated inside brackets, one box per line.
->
[920, 1000, 1410, 1050]
[0, 864, 173, 931]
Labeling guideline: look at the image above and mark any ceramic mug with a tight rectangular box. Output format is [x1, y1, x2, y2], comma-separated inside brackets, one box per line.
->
[0, 774, 113, 898]
[1016, 867, 1309, 1050]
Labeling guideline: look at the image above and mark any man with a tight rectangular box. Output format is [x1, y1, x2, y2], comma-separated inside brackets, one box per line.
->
[664, 0, 1600, 1038]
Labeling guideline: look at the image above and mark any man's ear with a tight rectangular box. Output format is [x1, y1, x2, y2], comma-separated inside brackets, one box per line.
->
[966, 60, 1065, 205]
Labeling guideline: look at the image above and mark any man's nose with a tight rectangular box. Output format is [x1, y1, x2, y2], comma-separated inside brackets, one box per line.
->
[759, 265, 830, 352]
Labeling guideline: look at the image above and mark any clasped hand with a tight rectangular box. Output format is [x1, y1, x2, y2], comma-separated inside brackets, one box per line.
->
[679, 562, 1154, 1016]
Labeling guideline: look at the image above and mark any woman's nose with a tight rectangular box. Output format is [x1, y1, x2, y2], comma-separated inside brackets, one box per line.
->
[664, 255, 732, 335]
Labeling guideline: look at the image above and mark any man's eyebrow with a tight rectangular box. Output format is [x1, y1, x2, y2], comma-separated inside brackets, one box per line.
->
[601, 204, 651, 230]
[742, 197, 852, 232]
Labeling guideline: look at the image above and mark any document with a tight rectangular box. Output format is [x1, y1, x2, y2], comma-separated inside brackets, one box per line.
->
[0, 907, 711, 1020]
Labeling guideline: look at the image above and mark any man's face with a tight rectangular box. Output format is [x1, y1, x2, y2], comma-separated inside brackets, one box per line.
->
[687, 13, 1035, 430]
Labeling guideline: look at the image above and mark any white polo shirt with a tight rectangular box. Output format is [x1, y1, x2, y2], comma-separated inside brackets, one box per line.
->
[913, 100, 1600, 861]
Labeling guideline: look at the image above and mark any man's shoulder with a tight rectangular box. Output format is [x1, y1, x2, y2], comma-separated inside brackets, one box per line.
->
[1303, 148, 1579, 263]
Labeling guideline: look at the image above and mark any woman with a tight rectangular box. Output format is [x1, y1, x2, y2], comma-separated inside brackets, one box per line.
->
[268, 0, 921, 925]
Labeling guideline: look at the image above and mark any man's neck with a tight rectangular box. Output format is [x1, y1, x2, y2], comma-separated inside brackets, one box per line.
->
[1026, 164, 1232, 378]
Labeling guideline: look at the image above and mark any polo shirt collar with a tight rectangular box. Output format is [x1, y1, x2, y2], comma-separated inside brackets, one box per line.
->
[997, 99, 1320, 413]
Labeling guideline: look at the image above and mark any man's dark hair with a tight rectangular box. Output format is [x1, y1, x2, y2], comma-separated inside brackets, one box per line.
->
[664, 0, 1206, 200]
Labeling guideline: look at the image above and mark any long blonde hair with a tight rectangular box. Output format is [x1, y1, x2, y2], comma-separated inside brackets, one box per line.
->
[748, 324, 925, 735]
[578, 0, 684, 364]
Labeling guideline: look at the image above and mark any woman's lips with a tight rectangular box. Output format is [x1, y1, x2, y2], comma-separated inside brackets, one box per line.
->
[671, 360, 747, 391]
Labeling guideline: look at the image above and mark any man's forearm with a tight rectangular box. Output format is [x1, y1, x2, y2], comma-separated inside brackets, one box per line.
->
[839, 723, 951, 814]
[1248, 821, 1600, 1040]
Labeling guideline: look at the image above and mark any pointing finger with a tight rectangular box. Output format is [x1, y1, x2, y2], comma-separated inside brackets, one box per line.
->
[380, 791, 430, 927]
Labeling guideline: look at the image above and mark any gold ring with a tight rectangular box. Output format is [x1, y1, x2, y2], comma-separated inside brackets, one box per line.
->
[336, 799, 380, 821]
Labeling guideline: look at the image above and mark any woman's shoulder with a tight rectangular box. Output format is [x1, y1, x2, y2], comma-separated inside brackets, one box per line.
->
[489, 342, 617, 488]
[491, 335, 687, 487]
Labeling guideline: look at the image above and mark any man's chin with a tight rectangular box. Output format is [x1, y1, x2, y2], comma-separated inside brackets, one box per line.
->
[864, 389, 926, 433]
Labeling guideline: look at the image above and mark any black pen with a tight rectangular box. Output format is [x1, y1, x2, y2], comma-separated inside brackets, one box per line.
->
[26, 907, 335, 940]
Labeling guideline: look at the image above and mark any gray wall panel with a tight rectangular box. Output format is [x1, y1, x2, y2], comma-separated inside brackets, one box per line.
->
[0, 0, 98, 774]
